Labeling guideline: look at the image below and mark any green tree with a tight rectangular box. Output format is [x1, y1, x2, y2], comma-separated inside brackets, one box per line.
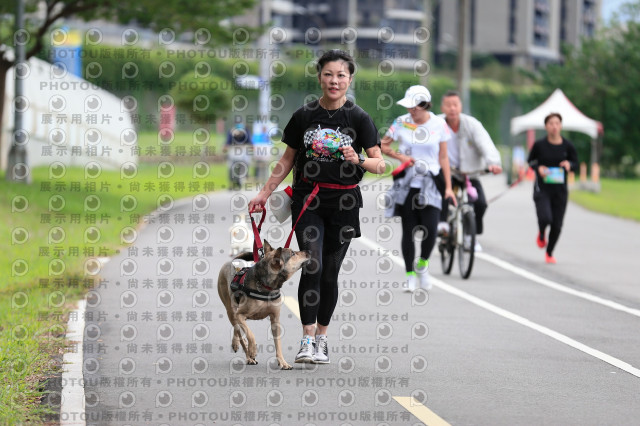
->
[0, 0, 256, 161]
[537, 0, 640, 175]
[170, 73, 234, 125]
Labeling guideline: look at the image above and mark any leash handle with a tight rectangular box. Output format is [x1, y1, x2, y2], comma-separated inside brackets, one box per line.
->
[250, 207, 267, 262]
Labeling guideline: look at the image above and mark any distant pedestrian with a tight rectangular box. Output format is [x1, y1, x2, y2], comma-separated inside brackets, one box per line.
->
[252, 124, 272, 183]
[527, 113, 579, 264]
[224, 123, 252, 190]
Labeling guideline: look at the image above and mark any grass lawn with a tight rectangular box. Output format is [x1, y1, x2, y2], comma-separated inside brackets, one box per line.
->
[0, 160, 233, 422]
[135, 129, 225, 156]
[570, 178, 640, 222]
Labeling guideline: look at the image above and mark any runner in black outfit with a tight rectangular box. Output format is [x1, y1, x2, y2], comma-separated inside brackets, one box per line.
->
[527, 113, 579, 264]
[248, 49, 384, 364]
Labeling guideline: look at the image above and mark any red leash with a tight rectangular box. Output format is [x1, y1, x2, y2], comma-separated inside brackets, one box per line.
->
[249, 208, 267, 262]
[250, 181, 357, 260]
[284, 184, 319, 249]
[285, 181, 357, 248]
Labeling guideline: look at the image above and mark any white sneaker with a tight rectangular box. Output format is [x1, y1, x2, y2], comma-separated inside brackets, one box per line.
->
[418, 269, 432, 290]
[295, 335, 315, 363]
[404, 275, 416, 293]
[312, 335, 330, 364]
[437, 221, 450, 237]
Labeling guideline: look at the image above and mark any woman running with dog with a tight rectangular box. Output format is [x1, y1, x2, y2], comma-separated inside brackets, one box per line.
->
[248, 49, 384, 364]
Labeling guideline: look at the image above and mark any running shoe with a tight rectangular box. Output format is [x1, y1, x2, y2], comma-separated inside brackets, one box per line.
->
[295, 335, 315, 363]
[404, 274, 417, 293]
[545, 253, 557, 264]
[537, 233, 546, 249]
[418, 269, 431, 290]
[312, 335, 330, 364]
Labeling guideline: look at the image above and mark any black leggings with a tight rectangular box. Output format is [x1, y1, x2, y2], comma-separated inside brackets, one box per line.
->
[399, 188, 440, 273]
[294, 208, 351, 326]
[534, 189, 568, 256]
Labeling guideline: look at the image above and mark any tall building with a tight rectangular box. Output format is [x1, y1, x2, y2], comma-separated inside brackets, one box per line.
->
[293, 0, 429, 66]
[235, 0, 601, 69]
[236, 0, 430, 68]
[434, 0, 602, 69]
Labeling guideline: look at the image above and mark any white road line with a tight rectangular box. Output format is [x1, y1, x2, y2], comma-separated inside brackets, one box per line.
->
[476, 252, 640, 318]
[357, 235, 640, 378]
[288, 284, 452, 423]
[283, 295, 300, 320]
[60, 299, 86, 425]
[393, 397, 451, 426]
[433, 278, 640, 378]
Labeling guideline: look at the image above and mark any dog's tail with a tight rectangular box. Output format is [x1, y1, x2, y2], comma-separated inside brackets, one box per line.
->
[233, 251, 254, 261]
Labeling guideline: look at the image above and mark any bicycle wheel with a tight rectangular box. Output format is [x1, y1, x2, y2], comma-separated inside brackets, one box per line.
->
[439, 229, 455, 275]
[458, 209, 476, 279]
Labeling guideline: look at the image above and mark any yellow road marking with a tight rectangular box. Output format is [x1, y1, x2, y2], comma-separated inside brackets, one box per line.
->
[283, 296, 300, 320]
[288, 294, 449, 425]
[393, 397, 451, 426]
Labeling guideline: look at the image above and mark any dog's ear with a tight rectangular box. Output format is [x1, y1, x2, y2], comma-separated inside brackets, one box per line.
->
[269, 259, 283, 272]
[263, 239, 273, 254]
[269, 248, 283, 271]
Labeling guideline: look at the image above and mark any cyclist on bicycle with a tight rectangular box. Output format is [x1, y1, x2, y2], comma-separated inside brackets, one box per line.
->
[438, 91, 502, 251]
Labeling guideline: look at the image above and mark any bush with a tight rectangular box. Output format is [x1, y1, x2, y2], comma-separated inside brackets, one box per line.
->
[170, 73, 233, 124]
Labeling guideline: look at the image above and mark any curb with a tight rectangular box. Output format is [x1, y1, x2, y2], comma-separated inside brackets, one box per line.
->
[60, 298, 86, 425]
[56, 195, 200, 424]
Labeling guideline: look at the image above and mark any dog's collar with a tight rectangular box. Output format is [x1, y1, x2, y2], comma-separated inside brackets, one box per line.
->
[230, 268, 281, 301]
[258, 281, 276, 291]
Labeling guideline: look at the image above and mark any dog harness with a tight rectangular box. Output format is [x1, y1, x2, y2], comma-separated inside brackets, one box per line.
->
[230, 267, 281, 302]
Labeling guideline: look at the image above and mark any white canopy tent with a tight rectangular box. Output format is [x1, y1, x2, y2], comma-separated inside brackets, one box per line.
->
[510, 88, 603, 139]
[510, 88, 603, 190]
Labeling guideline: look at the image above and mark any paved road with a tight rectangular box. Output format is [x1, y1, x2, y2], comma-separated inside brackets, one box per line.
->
[82, 175, 640, 425]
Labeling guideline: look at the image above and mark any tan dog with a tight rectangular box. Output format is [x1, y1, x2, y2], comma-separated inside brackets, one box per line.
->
[218, 240, 310, 370]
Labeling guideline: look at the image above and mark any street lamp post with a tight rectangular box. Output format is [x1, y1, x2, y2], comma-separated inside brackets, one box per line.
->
[420, 0, 432, 86]
[7, 0, 29, 183]
[258, 0, 271, 124]
[457, 0, 471, 114]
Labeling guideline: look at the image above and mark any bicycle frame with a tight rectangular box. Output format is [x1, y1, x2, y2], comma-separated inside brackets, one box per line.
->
[452, 186, 466, 243]
[440, 171, 478, 279]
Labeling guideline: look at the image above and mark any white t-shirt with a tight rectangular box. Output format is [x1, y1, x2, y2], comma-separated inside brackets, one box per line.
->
[386, 112, 451, 188]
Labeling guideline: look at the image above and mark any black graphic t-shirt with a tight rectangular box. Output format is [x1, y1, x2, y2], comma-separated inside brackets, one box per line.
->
[282, 99, 380, 209]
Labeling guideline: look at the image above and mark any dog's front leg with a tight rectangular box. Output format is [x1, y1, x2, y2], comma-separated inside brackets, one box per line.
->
[236, 316, 258, 365]
[232, 323, 248, 355]
[270, 313, 292, 370]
